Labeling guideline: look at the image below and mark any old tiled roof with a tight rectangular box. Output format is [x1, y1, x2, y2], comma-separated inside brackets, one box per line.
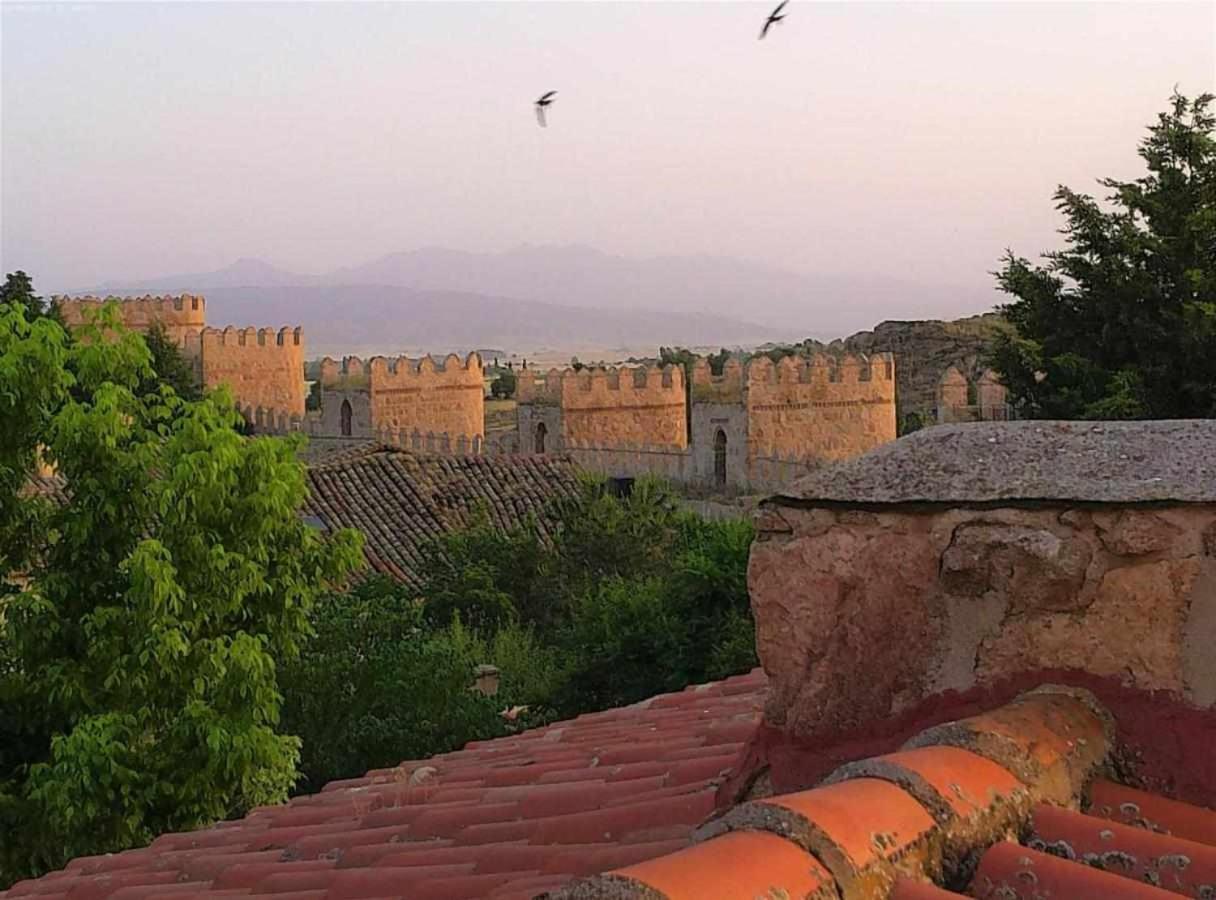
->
[298, 438, 389, 467]
[782, 420, 1216, 506]
[0, 669, 767, 900]
[558, 686, 1216, 899]
[18, 473, 69, 505]
[304, 448, 582, 589]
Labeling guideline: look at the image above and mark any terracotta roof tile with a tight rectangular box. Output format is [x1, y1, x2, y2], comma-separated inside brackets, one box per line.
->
[1, 670, 765, 900]
[972, 841, 1174, 899]
[303, 447, 581, 589]
[14, 667, 1216, 900]
[1088, 779, 1216, 847]
[1028, 803, 1216, 895]
[557, 687, 1216, 900]
[595, 831, 837, 900]
[890, 878, 967, 899]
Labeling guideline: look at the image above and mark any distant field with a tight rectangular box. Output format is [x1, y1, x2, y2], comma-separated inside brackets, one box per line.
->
[485, 399, 517, 434]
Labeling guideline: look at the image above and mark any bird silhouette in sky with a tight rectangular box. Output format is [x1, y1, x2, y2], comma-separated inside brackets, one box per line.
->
[535, 91, 557, 127]
[759, 0, 788, 39]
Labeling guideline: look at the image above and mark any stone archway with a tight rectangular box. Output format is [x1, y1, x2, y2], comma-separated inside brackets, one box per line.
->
[534, 421, 547, 455]
[714, 428, 728, 487]
[340, 398, 353, 437]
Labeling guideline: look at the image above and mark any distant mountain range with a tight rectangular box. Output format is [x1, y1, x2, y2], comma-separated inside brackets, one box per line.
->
[85, 245, 998, 353]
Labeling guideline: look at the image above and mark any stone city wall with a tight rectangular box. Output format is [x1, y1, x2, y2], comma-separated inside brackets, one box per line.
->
[521, 365, 688, 451]
[744, 353, 896, 463]
[316, 354, 485, 439]
[196, 326, 306, 419]
[937, 366, 1010, 424]
[54, 294, 207, 352]
[749, 502, 1216, 739]
[370, 353, 485, 439]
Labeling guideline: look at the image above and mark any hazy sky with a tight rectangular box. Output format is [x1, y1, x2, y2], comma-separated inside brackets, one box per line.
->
[2, 1, 1214, 300]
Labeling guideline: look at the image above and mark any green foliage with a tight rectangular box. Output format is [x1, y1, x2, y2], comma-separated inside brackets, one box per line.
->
[990, 92, 1216, 419]
[279, 576, 503, 792]
[141, 321, 200, 402]
[0, 271, 57, 324]
[0, 299, 363, 887]
[418, 476, 757, 717]
[490, 369, 517, 399]
[899, 411, 925, 436]
[419, 511, 552, 630]
[305, 380, 322, 412]
[280, 474, 758, 789]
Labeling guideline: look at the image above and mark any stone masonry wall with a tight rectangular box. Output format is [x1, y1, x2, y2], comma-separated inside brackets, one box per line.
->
[745, 353, 896, 463]
[368, 353, 484, 439]
[749, 502, 1216, 739]
[551, 365, 688, 450]
[198, 326, 306, 419]
[54, 295, 207, 355]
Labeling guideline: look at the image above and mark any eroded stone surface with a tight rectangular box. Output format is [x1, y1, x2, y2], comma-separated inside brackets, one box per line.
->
[940, 522, 1092, 612]
[752, 503, 1216, 737]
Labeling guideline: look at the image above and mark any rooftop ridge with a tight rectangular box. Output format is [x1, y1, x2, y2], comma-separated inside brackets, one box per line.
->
[777, 419, 1216, 506]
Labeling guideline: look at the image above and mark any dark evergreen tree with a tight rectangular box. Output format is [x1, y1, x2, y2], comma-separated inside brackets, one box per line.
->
[990, 92, 1216, 419]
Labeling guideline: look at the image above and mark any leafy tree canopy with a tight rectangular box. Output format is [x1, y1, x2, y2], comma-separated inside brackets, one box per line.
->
[490, 368, 517, 399]
[141, 320, 201, 402]
[990, 92, 1216, 419]
[0, 298, 363, 886]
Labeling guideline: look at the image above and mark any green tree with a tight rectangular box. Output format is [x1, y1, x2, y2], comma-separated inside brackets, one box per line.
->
[990, 92, 1216, 419]
[140, 320, 200, 401]
[0, 271, 51, 321]
[0, 299, 363, 887]
[419, 511, 551, 630]
[279, 576, 502, 792]
[490, 369, 517, 399]
[305, 379, 322, 411]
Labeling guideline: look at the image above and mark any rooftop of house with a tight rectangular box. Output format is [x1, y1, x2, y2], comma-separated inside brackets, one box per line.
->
[303, 445, 582, 589]
[6, 673, 1216, 900]
[782, 419, 1216, 506]
[18, 472, 68, 505]
[0, 669, 767, 900]
[555, 686, 1216, 900]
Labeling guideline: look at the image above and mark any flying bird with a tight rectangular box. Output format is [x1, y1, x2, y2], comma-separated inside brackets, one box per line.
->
[759, 0, 788, 39]
[535, 90, 557, 127]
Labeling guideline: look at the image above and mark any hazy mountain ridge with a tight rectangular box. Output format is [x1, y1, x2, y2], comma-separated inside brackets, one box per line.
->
[82, 283, 780, 357]
[81, 245, 1000, 352]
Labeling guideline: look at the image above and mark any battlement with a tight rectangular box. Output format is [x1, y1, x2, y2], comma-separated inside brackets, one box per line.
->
[197, 324, 306, 420]
[366, 352, 483, 380]
[318, 356, 367, 386]
[198, 325, 303, 348]
[518, 364, 685, 405]
[744, 352, 895, 386]
[53, 293, 207, 331]
[691, 357, 746, 403]
[318, 353, 483, 388]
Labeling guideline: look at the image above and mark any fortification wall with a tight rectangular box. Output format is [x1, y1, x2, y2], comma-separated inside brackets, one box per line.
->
[367, 353, 485, 439]
[54, 294, 208, 360]
[199, 326, 306, 419]
[317, 356, 368, 388]
[522, 365, 687, 450]
[744, 353, 896, 463]
[318, 388, 374, 438]
[937, 366, 1011, 424]
[690, 402, 748, 487]
[690, 358, 745, 404]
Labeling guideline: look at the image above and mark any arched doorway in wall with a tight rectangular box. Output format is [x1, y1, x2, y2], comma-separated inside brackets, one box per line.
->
[714, 428, 728, 488]
[534, 421, 547, 454]
[340, 398, 353, 437]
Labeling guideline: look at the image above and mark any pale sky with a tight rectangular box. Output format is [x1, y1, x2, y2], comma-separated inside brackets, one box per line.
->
[2, 1, 1214, 299]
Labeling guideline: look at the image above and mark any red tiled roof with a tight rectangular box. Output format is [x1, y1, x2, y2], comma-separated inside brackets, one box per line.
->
[303, 447, 582, 589]
[559, 686, 1216, 900]
[0, 669, 767, 900]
